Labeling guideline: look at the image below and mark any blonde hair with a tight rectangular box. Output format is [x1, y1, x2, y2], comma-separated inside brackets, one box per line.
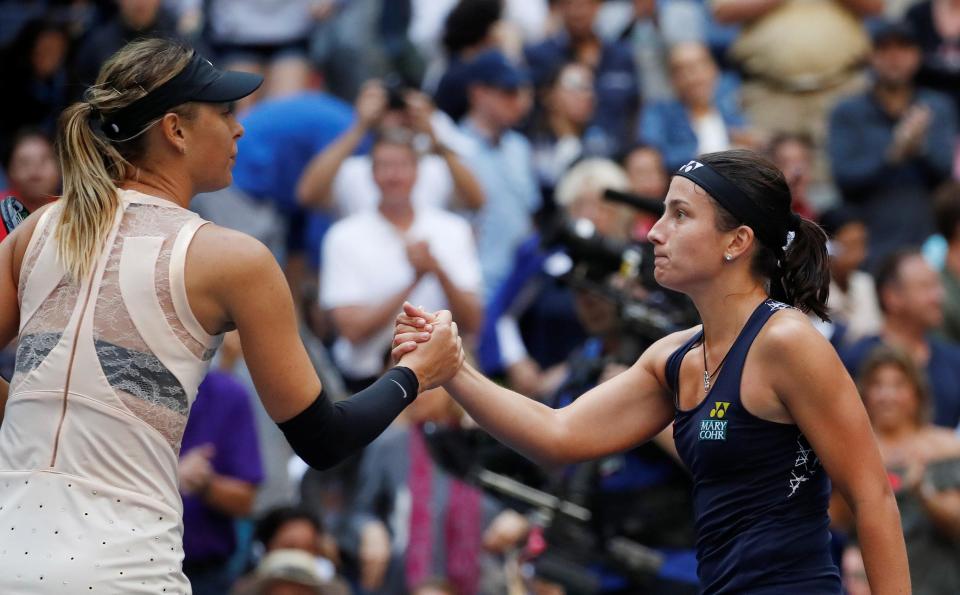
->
[554, 158, 633, 236]
[55, 38, 194, 281]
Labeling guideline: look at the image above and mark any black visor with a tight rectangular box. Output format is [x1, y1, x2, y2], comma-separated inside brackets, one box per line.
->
[99, 52, 263, 140]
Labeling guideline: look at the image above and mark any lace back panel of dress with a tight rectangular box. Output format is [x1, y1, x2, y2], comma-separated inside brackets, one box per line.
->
[92, 203, 212, 451]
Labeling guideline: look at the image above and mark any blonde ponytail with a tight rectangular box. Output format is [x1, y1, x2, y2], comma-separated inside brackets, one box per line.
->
[55, 102, 123, 281]
[53, 38, 193, 282]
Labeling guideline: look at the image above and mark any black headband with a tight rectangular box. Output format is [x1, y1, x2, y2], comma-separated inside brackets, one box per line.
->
[97, 52, 263, 141]
[674, 159, 799, 257]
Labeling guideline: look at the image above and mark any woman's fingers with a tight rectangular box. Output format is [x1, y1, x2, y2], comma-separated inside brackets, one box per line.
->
[391, 340, 417, 363]
[393, 331, 431, 347]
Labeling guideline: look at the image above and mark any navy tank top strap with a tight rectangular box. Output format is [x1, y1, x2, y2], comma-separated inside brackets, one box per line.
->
[665, 329, 703, 408]
[706, 299, 793, 402]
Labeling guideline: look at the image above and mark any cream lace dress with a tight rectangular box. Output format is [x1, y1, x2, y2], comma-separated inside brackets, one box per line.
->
[0, 189, 222, 593]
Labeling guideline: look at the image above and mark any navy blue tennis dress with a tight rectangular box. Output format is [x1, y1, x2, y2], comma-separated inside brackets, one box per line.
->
[666, 299, 841, 594]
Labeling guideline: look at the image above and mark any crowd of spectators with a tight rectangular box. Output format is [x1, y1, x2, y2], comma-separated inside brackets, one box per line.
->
[4, 0, 960, 593]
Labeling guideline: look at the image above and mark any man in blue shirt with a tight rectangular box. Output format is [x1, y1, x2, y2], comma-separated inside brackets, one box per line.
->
[828, 21, 957, 269]
[459, 50, 541, 297]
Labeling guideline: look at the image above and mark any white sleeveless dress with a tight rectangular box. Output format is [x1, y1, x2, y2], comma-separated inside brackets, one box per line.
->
[0, 189, 222, 594]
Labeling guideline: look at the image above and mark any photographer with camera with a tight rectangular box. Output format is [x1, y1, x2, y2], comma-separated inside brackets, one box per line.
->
[398, 150, 910, 593]
[296, 78, 484, 217]
[477, 158, 634, 398]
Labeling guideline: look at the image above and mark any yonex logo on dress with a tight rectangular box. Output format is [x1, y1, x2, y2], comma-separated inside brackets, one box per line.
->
[709, 401, 731, 418]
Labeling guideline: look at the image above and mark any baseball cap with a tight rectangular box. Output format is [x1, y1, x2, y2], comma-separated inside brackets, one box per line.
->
[253, 549, 331, 594]
[871, 20, 919, 46]
[464, 49, 531, 90]
[99, 51, 263, 140]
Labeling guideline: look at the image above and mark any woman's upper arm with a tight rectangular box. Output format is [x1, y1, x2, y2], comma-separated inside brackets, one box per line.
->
[0, 203, 53, 349]
[191, 226, 321, 422]
[552, 338, 678, 463]
[766, 315, 888, 504]
[0, 235, 20, 350]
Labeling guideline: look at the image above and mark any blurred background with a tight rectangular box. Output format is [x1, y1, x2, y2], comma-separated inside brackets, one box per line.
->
[2, 0, 960, 593]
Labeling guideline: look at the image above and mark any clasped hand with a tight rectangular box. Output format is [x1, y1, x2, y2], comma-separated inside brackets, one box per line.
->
[392, 302, 465, 391]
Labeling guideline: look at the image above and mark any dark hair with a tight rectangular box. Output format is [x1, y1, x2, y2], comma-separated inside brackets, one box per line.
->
[442, 0, 503, 55]
[933, 181, 960, 242]
[371, 127, 418, 157]
[254, 506, 324, 548]
[767, 131, 814, 156]
[619, 142, 665, 170]
[3, 127, 54, 171]
[857, 344, 931, 426]
[5, 17, 70, 78]
[818, 205, 863, 239]
[699, 150, 831, 320]
[873, 247, 923, 313]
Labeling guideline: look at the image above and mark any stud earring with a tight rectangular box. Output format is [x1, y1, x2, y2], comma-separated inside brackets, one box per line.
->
[724, 254, 732, 262]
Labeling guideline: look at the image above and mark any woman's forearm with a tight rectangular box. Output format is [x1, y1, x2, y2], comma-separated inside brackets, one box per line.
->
[854, 491, 911, 594]
[445, 363, 566, 466]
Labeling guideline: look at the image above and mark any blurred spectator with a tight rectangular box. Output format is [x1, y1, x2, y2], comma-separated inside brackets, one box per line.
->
[621, 144, 669, 240]
[180, 368, 264, 594]
[348, 387, 512, 595]
[230, 90, 355, 304]
[460, 49, 540, 296]
[828, 21, 957, 268]
[411, 0, 549, 60]
[201, 0, 318, 110]
[0, 18, 71, 150]
[841, 249, 960, 428]
[856, 346, 960, 592]
[0, 128, 61, 213]
[818, 206, 883, 346]
[412, 578, 460, 595]
[767, 133, 817, 219]
[934, 182, 960, 343]
[477, 159, 632, 397]
[530, 62, 615, 201]
[72, 0, 182, 92]
[241, 548, 349, 595]
[535, 255, 698, 592]
[841, 543, 871, 595]
[431, 0, 507, 123]
[525, 0, 639, 154]
[232, 507, 349, 595]
[714, 0, 879, 182]
[320, 130, 483, 391]
[596, 0, 709, 103]
[905, 0, 960, 115]
[296, 80, 484, 217]
[638, 41, 756, 172]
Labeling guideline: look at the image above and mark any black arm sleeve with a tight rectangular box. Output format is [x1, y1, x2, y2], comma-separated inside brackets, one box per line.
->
[276, 366, 419, 470]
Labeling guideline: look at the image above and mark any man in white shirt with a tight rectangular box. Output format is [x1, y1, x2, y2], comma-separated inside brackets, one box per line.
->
[320, 130, 483, 389]
[297, 81, 484, 218]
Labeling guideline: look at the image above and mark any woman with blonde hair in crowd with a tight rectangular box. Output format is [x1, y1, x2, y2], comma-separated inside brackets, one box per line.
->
[0, 37, 461, 593]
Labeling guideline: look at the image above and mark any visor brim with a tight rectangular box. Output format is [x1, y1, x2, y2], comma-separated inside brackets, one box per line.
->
[193, 70, 264, 103]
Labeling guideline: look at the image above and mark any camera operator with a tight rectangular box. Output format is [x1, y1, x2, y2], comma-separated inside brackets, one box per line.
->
[536, 271, 698, 594]
[296, 78, 485, 217]
[476, 159, 634, 398]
